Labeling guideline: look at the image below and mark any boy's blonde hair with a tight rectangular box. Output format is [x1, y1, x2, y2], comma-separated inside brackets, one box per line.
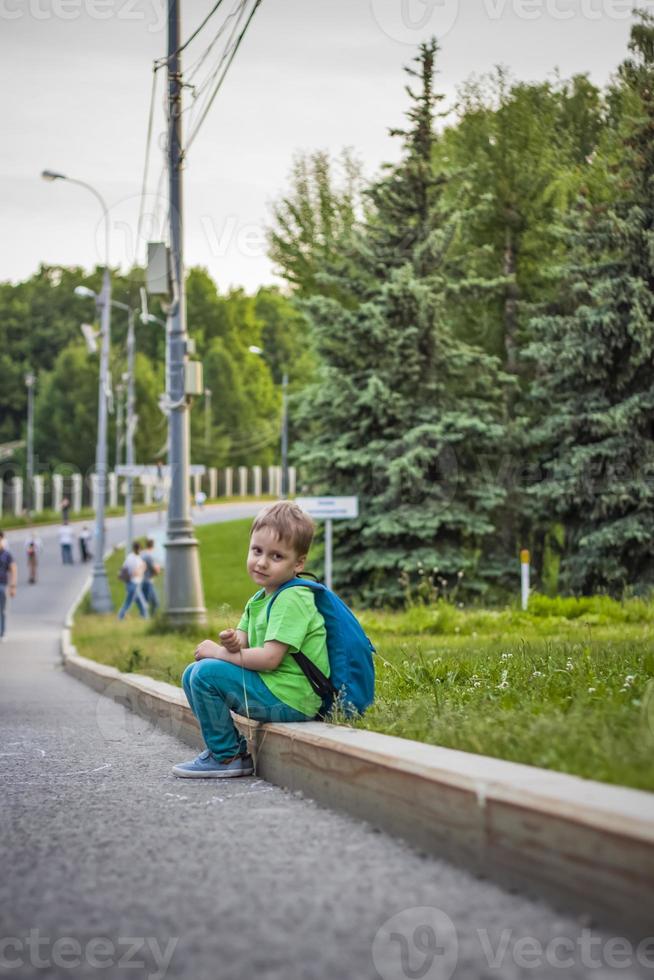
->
[250, 501, 315, 556]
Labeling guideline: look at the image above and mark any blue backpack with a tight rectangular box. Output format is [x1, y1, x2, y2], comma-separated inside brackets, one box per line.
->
[265, 577, 375, 718]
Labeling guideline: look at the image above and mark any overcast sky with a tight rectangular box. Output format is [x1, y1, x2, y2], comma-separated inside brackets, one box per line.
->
[2, 0, 650, 293]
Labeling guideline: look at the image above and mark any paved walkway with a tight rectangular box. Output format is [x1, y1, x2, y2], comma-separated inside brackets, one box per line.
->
[1, 506, 650, 979]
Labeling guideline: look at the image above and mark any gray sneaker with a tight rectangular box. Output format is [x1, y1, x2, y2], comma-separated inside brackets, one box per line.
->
[172, 749, 254, 779]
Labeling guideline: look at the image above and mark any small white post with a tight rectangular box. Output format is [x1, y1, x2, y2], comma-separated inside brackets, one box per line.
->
[324, 518, 333, 591]
[13, 477, 23, 516]
[238, 466, 248, 497]
[108, 472, 118, 508]
[72, 473, 82, 513]
[252, 465, 262, 497]
[209, 467, 218, 499]
[520, 549, 530, 611]
[193, 472, 202, 498]
[288, 466, 296, 497]
[224, 467, 233, 497]
[267, 465, 275, 496]
[53, 474, 63, 514]
[33, 475, 44, 514]
[275, 466, 283, 498]
[144, 481, 153, 506]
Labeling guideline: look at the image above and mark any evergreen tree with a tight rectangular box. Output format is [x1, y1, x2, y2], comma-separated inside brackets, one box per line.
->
[293, 40, 511, 605]
[526, 13, 654, 594]
[267, 148, 365, 302]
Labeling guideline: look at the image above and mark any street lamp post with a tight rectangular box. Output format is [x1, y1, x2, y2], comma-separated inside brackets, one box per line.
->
[125, 309, 136, 550]
[24, 372, 35, 514]
[204, 388, 212, 451]
[109, 304, 137, 551]
[115, 381, 125, 469]
[141, 310, 169, 441]
[43, 169, 113, 612]
[164, 1, 206, 624]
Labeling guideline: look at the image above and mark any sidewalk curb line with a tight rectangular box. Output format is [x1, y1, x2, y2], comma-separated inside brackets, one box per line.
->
[61, 585, 654, 937]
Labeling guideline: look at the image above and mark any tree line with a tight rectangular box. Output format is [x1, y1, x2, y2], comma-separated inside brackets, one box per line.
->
[268, 14, 654, 604]
[0, 266, 313, 481]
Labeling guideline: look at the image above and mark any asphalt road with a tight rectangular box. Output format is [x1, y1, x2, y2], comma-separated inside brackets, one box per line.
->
[1, 505, 651, 980]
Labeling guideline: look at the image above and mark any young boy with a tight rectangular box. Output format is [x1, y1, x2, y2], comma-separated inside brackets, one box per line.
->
[173, 501, 329, 778]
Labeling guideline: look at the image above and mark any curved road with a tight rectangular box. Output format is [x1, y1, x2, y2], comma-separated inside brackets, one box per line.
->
[1, 506, 649, 980]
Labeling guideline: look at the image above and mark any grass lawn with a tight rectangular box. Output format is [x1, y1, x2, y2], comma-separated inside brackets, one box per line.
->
[73, 519, 654, 792]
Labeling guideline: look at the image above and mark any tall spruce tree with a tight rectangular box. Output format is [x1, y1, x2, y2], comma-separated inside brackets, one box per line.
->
[293, 41, 511, 605]
[526, 13, 654, 594]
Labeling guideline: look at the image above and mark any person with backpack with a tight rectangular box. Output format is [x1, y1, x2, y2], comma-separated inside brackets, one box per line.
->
[117, 541, 148, 620]
[78, 525, 92, 563]
[0, 530, 17, 642]
[140, 538, 160, 613]
[24, 528, 42, 584]
[174, 501, 367, 779]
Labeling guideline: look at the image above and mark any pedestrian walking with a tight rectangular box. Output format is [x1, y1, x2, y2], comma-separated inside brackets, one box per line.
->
[58, 522, 74, 565]
[61, 496, 70, 523]
[0, 530, 17, 642]
[79, 525, 92, 563]
[117, 541, 148, 620]
[141, 538, 161, 614]
[24, 529, 43, 584]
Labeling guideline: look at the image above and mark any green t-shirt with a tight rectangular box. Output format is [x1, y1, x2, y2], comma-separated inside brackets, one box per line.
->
[237, 586, 329, 717]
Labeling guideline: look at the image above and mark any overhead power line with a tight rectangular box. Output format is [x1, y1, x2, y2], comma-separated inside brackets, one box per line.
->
[136, 64, 160, 255]
[185, 0, 244, 85]
[181, 0, 249, 128]
[184, 0, 263, 154]
[154, 0, 227, 67]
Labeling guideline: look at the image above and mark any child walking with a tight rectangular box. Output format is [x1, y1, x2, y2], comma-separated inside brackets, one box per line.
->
[173, 501, 329, 778]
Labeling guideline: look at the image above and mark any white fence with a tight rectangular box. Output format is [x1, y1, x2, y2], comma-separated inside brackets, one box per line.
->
[3, 465, 297, 518]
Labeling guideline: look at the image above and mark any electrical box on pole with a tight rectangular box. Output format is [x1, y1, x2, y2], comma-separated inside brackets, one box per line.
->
[146, 242, 170, 296]
[184, 361, 204, 397]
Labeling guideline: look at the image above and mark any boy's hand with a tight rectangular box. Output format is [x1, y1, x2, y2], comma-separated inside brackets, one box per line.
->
[194, 639, 224, 661]
[219, 629, 241, 655]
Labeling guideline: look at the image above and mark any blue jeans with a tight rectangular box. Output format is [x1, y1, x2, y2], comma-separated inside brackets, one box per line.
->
[0, 585, 6, 638]
[182, 659, 311, 761]
[61, 544, 73, 565]
[118, 581, 148, 619]
[141, 580, 159, 613]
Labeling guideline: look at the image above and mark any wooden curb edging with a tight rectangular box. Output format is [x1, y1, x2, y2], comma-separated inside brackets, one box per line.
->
[61, 593, 654, 938]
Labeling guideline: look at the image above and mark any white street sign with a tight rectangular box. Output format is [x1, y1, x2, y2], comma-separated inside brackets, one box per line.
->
[296, 496, 358, 519]
[295, 496, 358, 591]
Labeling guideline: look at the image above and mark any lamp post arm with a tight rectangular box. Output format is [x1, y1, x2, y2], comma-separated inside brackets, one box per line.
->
[62, 176, 110, 270]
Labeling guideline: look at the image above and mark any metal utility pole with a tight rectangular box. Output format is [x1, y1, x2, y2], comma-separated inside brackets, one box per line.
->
[91, 266, 114, 612]
[25, 372, 35, 514]
[42, 169, 113, 612]
[125, 309, 136, 551]
[165, 0, 206, 624]
[204, 388, 212, 450]
[115, 382, 125, 469]
[281, 372, 289, 499]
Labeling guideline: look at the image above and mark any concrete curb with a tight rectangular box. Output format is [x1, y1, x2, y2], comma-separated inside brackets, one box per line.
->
[61, 587, 654, 938]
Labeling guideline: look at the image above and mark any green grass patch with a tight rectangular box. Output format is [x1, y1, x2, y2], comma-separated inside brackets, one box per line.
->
[73, 519, 654, 792]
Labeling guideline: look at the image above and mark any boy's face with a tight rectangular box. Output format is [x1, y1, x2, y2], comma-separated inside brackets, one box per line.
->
[247, 527, 305, 595]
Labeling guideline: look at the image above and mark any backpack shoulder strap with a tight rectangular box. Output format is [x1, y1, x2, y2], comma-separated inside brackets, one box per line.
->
[265, 577, 323, 621]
